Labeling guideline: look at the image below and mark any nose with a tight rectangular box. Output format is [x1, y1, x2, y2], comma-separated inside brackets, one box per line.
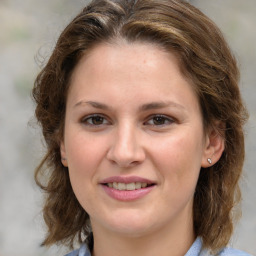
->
[106, 123, 146, 168]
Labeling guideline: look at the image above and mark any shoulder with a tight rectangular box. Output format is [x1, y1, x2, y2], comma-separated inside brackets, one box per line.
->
[64, 249, 79, 256]
[218, 247, 253, 256]
[191, 237, 253, 256]
[64, 241, 254, 256]
[64, 243, 90, 256]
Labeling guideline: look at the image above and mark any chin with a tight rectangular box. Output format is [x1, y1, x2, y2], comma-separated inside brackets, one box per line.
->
[103, 213, 156, 237]
[110, 225, 153, 238]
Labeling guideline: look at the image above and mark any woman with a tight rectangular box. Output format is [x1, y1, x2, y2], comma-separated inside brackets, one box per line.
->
[32, 0, 251, 255]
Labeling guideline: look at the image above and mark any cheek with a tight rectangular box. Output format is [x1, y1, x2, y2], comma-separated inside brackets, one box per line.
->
[150, 132, 204, 182]
[65, 134, 105, 211]
[152, 134, 204, 211]
[66, 132, 103, 170]
[64, 133, 106, 197]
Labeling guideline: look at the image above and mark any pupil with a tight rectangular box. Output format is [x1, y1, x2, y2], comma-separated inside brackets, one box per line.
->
[92, 116, 103, 125]
[153, 116, 165, 125]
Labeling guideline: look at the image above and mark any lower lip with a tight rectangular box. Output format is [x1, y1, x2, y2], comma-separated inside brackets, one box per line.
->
[101, 185, 155, 201]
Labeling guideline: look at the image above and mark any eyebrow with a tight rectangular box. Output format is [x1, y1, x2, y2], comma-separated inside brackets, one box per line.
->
[73, 100, 185, 111]
[73, 100, 110, 110]
[139, 101, 185, 111]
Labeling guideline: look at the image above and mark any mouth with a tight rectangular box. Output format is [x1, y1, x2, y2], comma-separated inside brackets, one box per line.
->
[103, 182, 154, 191]
[100, 176, 156, 201]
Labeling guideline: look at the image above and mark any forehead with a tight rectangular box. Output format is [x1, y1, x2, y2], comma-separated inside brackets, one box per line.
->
[67, 42, 199, 111]
[71, 41, 187, 87]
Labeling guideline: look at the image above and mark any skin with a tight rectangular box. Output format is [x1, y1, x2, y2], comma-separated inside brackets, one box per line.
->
[61, 42, 224, 256]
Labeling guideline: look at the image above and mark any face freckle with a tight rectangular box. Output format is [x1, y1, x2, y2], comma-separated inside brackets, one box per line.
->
[61, 42, 209, 239]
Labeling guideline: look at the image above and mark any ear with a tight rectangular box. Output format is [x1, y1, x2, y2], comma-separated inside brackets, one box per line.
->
[201, 122, 225, 167]
[60, 140, 68, 167]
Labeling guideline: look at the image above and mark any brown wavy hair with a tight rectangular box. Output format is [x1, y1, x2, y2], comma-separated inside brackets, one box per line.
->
[32, 0, 248, 252]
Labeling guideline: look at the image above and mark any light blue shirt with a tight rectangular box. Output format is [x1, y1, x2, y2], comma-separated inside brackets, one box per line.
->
[65, 237, 253, 256]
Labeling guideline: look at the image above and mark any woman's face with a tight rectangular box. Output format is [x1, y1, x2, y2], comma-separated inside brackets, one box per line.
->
[61, 42, 212, 238]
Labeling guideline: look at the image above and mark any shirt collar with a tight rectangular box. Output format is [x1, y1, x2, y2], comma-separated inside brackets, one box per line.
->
[185, 237, 213, 256]
[77, 236, 212, 256]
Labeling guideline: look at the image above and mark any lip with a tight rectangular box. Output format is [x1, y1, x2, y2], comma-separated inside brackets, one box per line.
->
[101, 184, 155, 201]
[100, 176, 156, 201]
[100, 176, 155, 184]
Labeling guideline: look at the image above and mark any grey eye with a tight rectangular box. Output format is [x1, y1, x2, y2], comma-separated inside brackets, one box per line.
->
[146, 115, 174, 126]
[83, 115, 109, 126]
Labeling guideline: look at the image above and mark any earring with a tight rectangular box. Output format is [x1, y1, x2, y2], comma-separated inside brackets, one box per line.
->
[62, 157, 67, 161]
[207, 158, 212, 164]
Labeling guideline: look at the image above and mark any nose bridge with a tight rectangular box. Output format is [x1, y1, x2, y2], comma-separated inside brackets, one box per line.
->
[107, 120, 144, 167]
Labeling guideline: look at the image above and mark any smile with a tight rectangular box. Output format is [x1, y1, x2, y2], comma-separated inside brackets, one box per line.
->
[100, 176, 156, 201]
[106, 182, 150, 191]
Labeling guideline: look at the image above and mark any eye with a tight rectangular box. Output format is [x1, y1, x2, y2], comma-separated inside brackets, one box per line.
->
[145, 115, 174, 126]
[81, 114, 109, 126]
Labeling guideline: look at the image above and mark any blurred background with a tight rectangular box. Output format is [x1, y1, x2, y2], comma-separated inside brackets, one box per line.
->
[0, 0, 255, 255]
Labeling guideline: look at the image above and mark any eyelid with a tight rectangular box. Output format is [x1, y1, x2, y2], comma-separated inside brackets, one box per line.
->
[144, 114, 175, 126]
[81, 114, 111, 126]
[80, 113, 176, 128]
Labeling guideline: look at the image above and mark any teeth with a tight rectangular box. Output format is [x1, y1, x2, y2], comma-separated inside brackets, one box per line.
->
[113, 182, 118, 189]
[135, 182, 142, 189]
[126, 183, 135, 190]
[118, 182, 126, 190]
[107, 182, 150, 191]
[141, 182, 147, 188]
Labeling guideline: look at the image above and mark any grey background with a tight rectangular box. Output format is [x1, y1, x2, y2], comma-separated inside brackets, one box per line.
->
[0, 0, 255, 255]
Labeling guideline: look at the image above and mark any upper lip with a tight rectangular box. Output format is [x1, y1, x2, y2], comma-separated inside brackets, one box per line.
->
[100, 176, 156, 184]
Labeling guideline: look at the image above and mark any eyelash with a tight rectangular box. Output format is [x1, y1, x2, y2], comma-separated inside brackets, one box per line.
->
[81, 114, 175, 128]
[144, 115, 175, 126]
[81, 114, 110, 126]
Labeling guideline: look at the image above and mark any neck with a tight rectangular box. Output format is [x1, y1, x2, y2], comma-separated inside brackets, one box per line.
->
[91, 215, 195, 256]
